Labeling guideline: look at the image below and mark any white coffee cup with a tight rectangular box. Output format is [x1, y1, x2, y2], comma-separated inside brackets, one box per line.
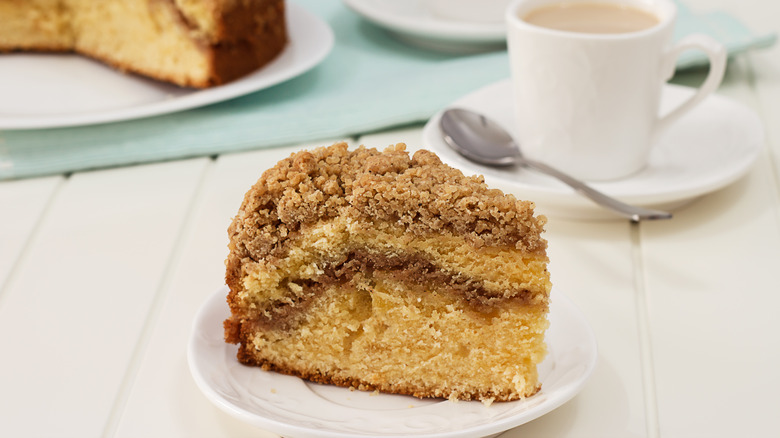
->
[506, 0, 727, 181]
[425, 0, 511, 23]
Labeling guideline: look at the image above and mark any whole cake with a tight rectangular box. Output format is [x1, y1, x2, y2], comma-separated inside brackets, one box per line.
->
[224, 143, 551, 402]
[0, 0, 287, 88]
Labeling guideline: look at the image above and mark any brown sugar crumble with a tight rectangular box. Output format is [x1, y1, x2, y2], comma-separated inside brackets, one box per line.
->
[228, 142, 547, 268]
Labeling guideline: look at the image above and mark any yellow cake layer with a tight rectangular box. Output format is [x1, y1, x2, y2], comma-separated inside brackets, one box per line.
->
[243, 276, 548, 401]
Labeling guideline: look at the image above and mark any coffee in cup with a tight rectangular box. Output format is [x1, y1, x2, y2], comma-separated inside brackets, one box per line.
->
[506, 0, 727, 181]
[523, 2, 658, 34]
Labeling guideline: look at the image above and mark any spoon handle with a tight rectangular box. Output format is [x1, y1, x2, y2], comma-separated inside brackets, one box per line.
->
[520, 157, 672, 222]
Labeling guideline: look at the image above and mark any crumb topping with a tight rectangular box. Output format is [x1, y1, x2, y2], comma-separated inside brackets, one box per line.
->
[228, 142, 547, 266]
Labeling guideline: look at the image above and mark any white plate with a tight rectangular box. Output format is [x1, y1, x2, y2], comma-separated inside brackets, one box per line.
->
[423, 80, 764, 220]
[0, 3, 333, 130]
[188, 286, 596, 438]
[342, 0, 506, 52]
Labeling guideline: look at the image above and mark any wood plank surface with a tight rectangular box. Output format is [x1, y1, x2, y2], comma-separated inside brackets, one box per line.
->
[0, 159, 209, 437]
[0, 176, 62, 294]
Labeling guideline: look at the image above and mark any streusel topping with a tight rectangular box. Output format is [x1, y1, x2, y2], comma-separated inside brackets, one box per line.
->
[228, 142, 547, 264]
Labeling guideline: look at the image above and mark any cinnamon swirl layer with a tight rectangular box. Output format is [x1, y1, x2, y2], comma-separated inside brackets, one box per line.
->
[226, 215, 550, 326]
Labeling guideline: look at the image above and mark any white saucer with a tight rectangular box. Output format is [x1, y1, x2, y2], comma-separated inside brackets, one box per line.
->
[423, 80, 764, 220]
[0, 3, 333, 130]
[188, 286, 597, 438]
[342, 0, 506, 52]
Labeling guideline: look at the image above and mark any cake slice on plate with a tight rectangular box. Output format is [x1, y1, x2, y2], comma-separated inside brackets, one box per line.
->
[224, 142, 551, 402]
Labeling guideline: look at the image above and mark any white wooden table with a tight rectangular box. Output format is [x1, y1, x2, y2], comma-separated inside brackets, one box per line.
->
[1, 1, 779, 436]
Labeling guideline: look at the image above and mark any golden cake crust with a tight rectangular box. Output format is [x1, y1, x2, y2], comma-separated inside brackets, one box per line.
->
[154, 0, 287, 87]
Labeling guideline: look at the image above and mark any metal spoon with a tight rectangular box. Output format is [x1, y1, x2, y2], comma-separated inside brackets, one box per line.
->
[439, 108, 672, 222]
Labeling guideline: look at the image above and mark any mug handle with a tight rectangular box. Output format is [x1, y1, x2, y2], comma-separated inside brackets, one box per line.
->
[656, 35, 727, 133]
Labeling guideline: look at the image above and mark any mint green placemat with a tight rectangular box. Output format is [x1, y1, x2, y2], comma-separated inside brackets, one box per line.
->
[0, 0, 774, 180]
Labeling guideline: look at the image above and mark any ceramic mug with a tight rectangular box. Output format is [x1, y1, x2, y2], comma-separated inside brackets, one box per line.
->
[506, 0, 727, 181]
[424, 0, 511, 23]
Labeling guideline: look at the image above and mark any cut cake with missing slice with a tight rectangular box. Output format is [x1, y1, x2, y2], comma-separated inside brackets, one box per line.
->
[224, 142, 551, 402]
[0, 0, 287, 88]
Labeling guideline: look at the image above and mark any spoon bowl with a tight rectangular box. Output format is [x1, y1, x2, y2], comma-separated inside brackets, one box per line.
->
[440, 109, 520, 166]
[439, 108, 672, 222]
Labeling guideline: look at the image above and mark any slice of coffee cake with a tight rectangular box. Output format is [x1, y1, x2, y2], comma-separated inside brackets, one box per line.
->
[224, 142, 551, 402]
